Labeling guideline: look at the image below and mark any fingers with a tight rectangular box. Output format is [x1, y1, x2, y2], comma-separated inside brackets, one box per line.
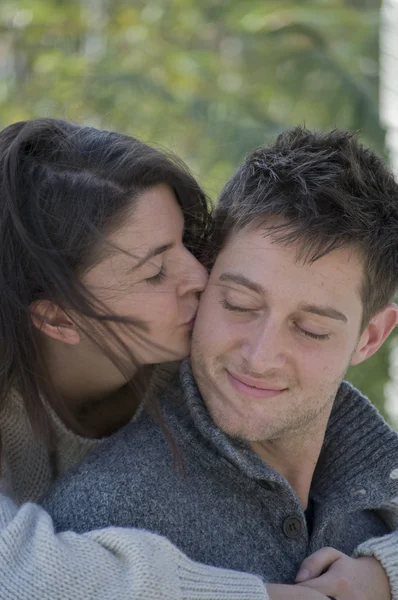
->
[295, 547, 343, 582]
[297, 571, 349, 598]
[267, 583, 335, 600]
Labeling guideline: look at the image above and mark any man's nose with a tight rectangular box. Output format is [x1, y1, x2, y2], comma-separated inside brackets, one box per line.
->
[241, 318, 287, 373]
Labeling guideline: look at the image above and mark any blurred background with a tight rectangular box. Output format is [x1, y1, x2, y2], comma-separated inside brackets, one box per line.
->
[0, 0, 397, 421]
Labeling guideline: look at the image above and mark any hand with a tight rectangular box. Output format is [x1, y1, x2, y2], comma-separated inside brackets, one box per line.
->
[266, 583, 329, 599]
[295, 547, 391, 600]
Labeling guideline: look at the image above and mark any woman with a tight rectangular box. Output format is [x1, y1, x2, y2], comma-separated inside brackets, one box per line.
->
[0, 118, 268, 600]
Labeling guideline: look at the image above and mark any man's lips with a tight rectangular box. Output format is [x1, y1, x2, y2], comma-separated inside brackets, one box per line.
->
[226, 370, 287, 399]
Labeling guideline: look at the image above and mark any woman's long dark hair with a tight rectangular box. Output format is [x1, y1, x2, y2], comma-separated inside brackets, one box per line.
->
[0, 118, 212, 450]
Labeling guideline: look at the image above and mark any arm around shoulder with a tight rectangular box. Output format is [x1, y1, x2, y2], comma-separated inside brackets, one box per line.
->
[0, 493, 268, 600]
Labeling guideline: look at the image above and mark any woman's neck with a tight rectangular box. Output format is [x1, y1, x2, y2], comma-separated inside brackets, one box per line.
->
[73, 383, 142, 438]
[42, 335, 146, 438]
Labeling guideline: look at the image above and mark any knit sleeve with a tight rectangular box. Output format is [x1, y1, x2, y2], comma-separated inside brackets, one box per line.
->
[0, 493, 268, 600]
[355, 532, 398, 600]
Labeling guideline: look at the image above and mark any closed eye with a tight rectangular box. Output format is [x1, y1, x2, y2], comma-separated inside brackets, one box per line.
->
[295, 325, 330, 341]
[222, 300, 330, 340]
[221, 299, 255, 313]
[146, 266, 166, 285]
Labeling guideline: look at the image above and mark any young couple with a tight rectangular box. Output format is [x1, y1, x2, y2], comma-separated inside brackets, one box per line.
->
[0, 118, 397, 600]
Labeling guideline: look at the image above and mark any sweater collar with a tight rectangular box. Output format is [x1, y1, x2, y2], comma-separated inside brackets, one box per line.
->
[171, 360, 398, 508]
[312, 380, 398, 506]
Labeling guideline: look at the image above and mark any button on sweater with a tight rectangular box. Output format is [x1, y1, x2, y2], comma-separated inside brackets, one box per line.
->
[43, 360, 398, 586]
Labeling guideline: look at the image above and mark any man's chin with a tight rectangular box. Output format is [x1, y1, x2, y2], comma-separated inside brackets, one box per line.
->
[206, 402, 247, 439]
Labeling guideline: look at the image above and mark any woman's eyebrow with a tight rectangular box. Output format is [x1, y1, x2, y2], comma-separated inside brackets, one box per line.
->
[130, 243, 174, 271]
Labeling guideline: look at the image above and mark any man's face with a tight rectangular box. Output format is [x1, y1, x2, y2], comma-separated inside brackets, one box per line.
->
[191, 226, 367, 443]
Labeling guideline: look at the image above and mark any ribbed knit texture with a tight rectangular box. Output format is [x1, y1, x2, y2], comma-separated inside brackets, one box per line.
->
[0, 389, 101, 503]
[0, 373, 268, 600]
[0, 494, 268, 600]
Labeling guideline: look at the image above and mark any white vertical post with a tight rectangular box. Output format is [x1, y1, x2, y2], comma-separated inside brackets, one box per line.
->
[381, 0, 398, 424]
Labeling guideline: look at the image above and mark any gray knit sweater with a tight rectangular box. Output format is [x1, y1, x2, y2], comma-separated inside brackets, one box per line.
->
[43, 360, 398, 589]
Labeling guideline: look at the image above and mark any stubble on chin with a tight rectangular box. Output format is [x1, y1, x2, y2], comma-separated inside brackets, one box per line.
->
[192, 351, 340, 447]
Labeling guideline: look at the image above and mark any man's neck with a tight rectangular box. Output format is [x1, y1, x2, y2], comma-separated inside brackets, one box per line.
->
[250, 410, 331, 510]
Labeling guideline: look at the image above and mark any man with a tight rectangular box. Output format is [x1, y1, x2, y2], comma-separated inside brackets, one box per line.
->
[42, 128, 398, 600]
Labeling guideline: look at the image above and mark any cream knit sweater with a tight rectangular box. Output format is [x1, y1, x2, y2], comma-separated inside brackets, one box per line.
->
[0, 388, 268, 600]
[1, 388, 398, 600]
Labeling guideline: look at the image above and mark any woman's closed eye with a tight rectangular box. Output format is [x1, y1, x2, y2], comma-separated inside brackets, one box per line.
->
[146, 265, 166, 285]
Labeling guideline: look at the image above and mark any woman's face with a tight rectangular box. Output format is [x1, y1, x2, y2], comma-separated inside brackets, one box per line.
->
[84, 184, 208, 367]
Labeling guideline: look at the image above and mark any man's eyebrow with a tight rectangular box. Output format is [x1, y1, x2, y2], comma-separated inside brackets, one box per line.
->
[218, 272, 348, 323]
[219, 272, 264, 295]
[298, 304, 348, 324]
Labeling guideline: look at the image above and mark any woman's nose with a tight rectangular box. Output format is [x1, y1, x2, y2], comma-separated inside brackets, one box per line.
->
[178, 252, 208, 296]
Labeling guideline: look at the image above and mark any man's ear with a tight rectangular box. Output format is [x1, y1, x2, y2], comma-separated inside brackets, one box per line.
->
[30, 299, 80, 345]
[351, 303, 398, 366]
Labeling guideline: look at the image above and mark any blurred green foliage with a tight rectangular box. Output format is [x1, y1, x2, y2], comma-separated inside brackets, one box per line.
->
[0, 0, 395, 418]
